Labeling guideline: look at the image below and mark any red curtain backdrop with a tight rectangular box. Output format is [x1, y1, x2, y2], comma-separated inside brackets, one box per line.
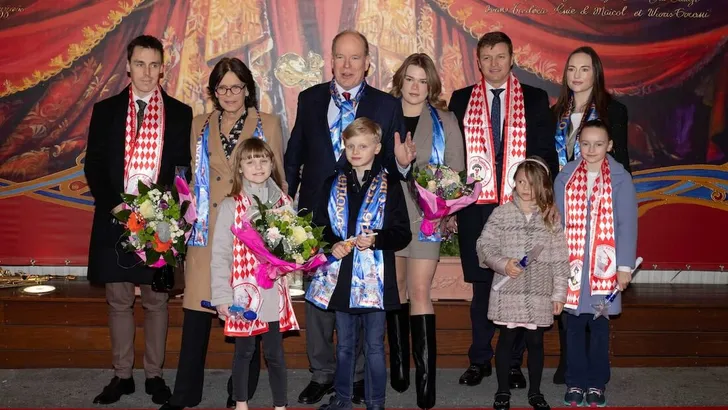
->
[0, 0, 726, 269]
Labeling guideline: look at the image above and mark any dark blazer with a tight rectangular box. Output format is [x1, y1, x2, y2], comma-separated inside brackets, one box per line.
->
[448, 82, 558, 177]
[284, 81, 407, 216]
[313, 161, 411, 313]
[84, 86, 192, 284]
[554, 98, 631, 174]
[448, 81, 557, 283]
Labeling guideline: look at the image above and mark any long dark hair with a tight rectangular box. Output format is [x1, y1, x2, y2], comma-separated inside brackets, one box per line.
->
[553, 47, 611, 123]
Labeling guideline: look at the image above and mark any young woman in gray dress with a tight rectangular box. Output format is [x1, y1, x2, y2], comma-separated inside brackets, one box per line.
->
[387, 53, 465, 410]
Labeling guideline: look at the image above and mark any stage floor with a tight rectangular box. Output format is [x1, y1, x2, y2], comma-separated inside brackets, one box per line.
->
[1, 367, 728, 408]
[1, 282, 728, 369]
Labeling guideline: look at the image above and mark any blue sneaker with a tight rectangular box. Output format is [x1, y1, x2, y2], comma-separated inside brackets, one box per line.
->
[564, 387, 585, 407]
[586, 388, 607, 407]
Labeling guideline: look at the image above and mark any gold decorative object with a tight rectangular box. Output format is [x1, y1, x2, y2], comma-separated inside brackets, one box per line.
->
[274, 51, 325, 91]
[0, 268, 76, 289]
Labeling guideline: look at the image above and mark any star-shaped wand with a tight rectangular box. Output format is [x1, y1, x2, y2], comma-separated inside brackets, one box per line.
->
[592, 257, 643, 320]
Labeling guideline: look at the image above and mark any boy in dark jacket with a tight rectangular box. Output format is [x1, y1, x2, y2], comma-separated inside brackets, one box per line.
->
[306, 117, 411, 410]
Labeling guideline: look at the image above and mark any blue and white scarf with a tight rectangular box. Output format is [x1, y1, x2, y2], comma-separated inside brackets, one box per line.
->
[189, 110, 267, 246]
[420, 102, 446, 243]
[306, 169, 388, 309]
[329, 80, 366, 161]
[555, 99, 597, 169]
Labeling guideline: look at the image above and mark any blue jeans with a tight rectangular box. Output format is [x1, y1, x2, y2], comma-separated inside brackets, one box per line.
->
[565, 313, 610, 390]
[334, 310, 387, 408]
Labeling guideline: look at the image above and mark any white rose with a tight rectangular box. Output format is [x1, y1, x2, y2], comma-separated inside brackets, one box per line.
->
[291, 226, 308, 245]
[139, 200, 156, 219]
[427, 180, 437, 192]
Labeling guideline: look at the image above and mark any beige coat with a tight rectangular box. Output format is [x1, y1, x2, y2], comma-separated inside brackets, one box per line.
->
[183, 107, 285, 312]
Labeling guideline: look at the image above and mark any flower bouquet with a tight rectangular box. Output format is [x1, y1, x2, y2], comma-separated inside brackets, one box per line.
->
[113, 176, 196, 270]
[231, 196, 329, 289]
[412, 164, 482, 241]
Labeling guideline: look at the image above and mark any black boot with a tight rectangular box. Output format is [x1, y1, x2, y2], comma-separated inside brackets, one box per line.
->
[387, 303, 410, 392]
[553, 314, 567, 385]
[411, 314, 436, 410]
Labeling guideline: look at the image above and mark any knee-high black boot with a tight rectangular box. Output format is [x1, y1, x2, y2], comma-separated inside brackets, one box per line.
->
[411, 314, 436, 410]
[553, 312, 567, 384]
[387, 303, 410, 392]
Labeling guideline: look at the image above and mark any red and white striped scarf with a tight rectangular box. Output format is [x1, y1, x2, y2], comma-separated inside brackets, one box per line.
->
[225, 193, 299, 337]
[564, 159, 617, 309]
[463, 73, 526, 204]
[124, 86, 165, 194]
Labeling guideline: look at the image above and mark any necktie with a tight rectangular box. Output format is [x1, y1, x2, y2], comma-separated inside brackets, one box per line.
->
[136, 99, 147, 135]
[491, 89, 504, 157]
[332, 91, 356, 160]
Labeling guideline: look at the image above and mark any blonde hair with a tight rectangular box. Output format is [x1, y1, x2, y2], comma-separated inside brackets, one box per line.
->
[390, 53, 447, 111]
[342, 117, 382, 143]
[230, 138, 283, 196]
[514, 156, 558, 231]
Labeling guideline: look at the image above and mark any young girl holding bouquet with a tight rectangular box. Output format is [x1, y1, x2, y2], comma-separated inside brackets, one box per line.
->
[555, 119, 637, 407]
[476, 156, 570, 410]
[210, 138, 299, 410]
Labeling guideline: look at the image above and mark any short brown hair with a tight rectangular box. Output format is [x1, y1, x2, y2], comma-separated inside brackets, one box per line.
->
[207, 57, 258, 112]
[127, 35, 164, 64]
[390, 53, 447, 111]
[332, 30, 370, 56]
[477, 31, 513, 59]
[342, 117, 382, 143]
[230, 138, 283, 196]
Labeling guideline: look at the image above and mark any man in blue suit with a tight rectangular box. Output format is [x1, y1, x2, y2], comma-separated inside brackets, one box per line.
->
[285, 29, 415, 406]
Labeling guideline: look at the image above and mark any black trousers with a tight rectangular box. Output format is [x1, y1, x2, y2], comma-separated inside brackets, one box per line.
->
[233, 322, 287, 407]
[169, 308, 260, 407]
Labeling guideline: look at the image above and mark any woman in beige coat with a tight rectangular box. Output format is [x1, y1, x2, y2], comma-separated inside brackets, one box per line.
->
[387, 53, 465, 410]
[162, 58, 285, 410]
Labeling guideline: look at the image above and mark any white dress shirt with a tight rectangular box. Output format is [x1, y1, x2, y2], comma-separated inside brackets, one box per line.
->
[326, 80, 410, 175]
[485, 81, 507, 139]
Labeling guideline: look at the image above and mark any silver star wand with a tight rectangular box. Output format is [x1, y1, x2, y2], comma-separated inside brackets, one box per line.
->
[592, 257, 643, 320]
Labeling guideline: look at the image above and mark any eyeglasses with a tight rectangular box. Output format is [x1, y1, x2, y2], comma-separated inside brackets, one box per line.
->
[215, 85, 245, 95]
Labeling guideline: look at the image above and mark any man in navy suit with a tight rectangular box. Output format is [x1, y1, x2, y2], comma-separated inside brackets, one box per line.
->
[285, 30, 415, 406]
[447, 31, 557, 395]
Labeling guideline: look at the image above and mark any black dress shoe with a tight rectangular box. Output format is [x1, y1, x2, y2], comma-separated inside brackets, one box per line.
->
[508, 367, 527, 389]
[351, 380, 365, 404]
[298, 381, 335, 404]
[145, 377, 172, 405]
[458, 363, 491, 386]
[93, 376, 135, 404]
[493, 392, 511, 410]
[159, 403, 184, 410]
[226, 395, 235, 408]
[528, 393, 551, 410]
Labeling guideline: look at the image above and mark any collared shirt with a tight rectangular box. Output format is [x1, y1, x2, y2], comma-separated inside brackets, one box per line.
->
[485, 81, 507, 139]
[132, 90, 154, 107]
[326, 80, 409, 175]
[327, 81, 364, 126]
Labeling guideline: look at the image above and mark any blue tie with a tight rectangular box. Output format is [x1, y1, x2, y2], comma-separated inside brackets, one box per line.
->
[491, 89, 504, 157]
[332, 91, 355, 161]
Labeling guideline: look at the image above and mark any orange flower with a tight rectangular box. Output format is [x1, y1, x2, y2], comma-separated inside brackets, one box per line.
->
[153, 232, 173, 252]
[127, 212, 145, 233]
